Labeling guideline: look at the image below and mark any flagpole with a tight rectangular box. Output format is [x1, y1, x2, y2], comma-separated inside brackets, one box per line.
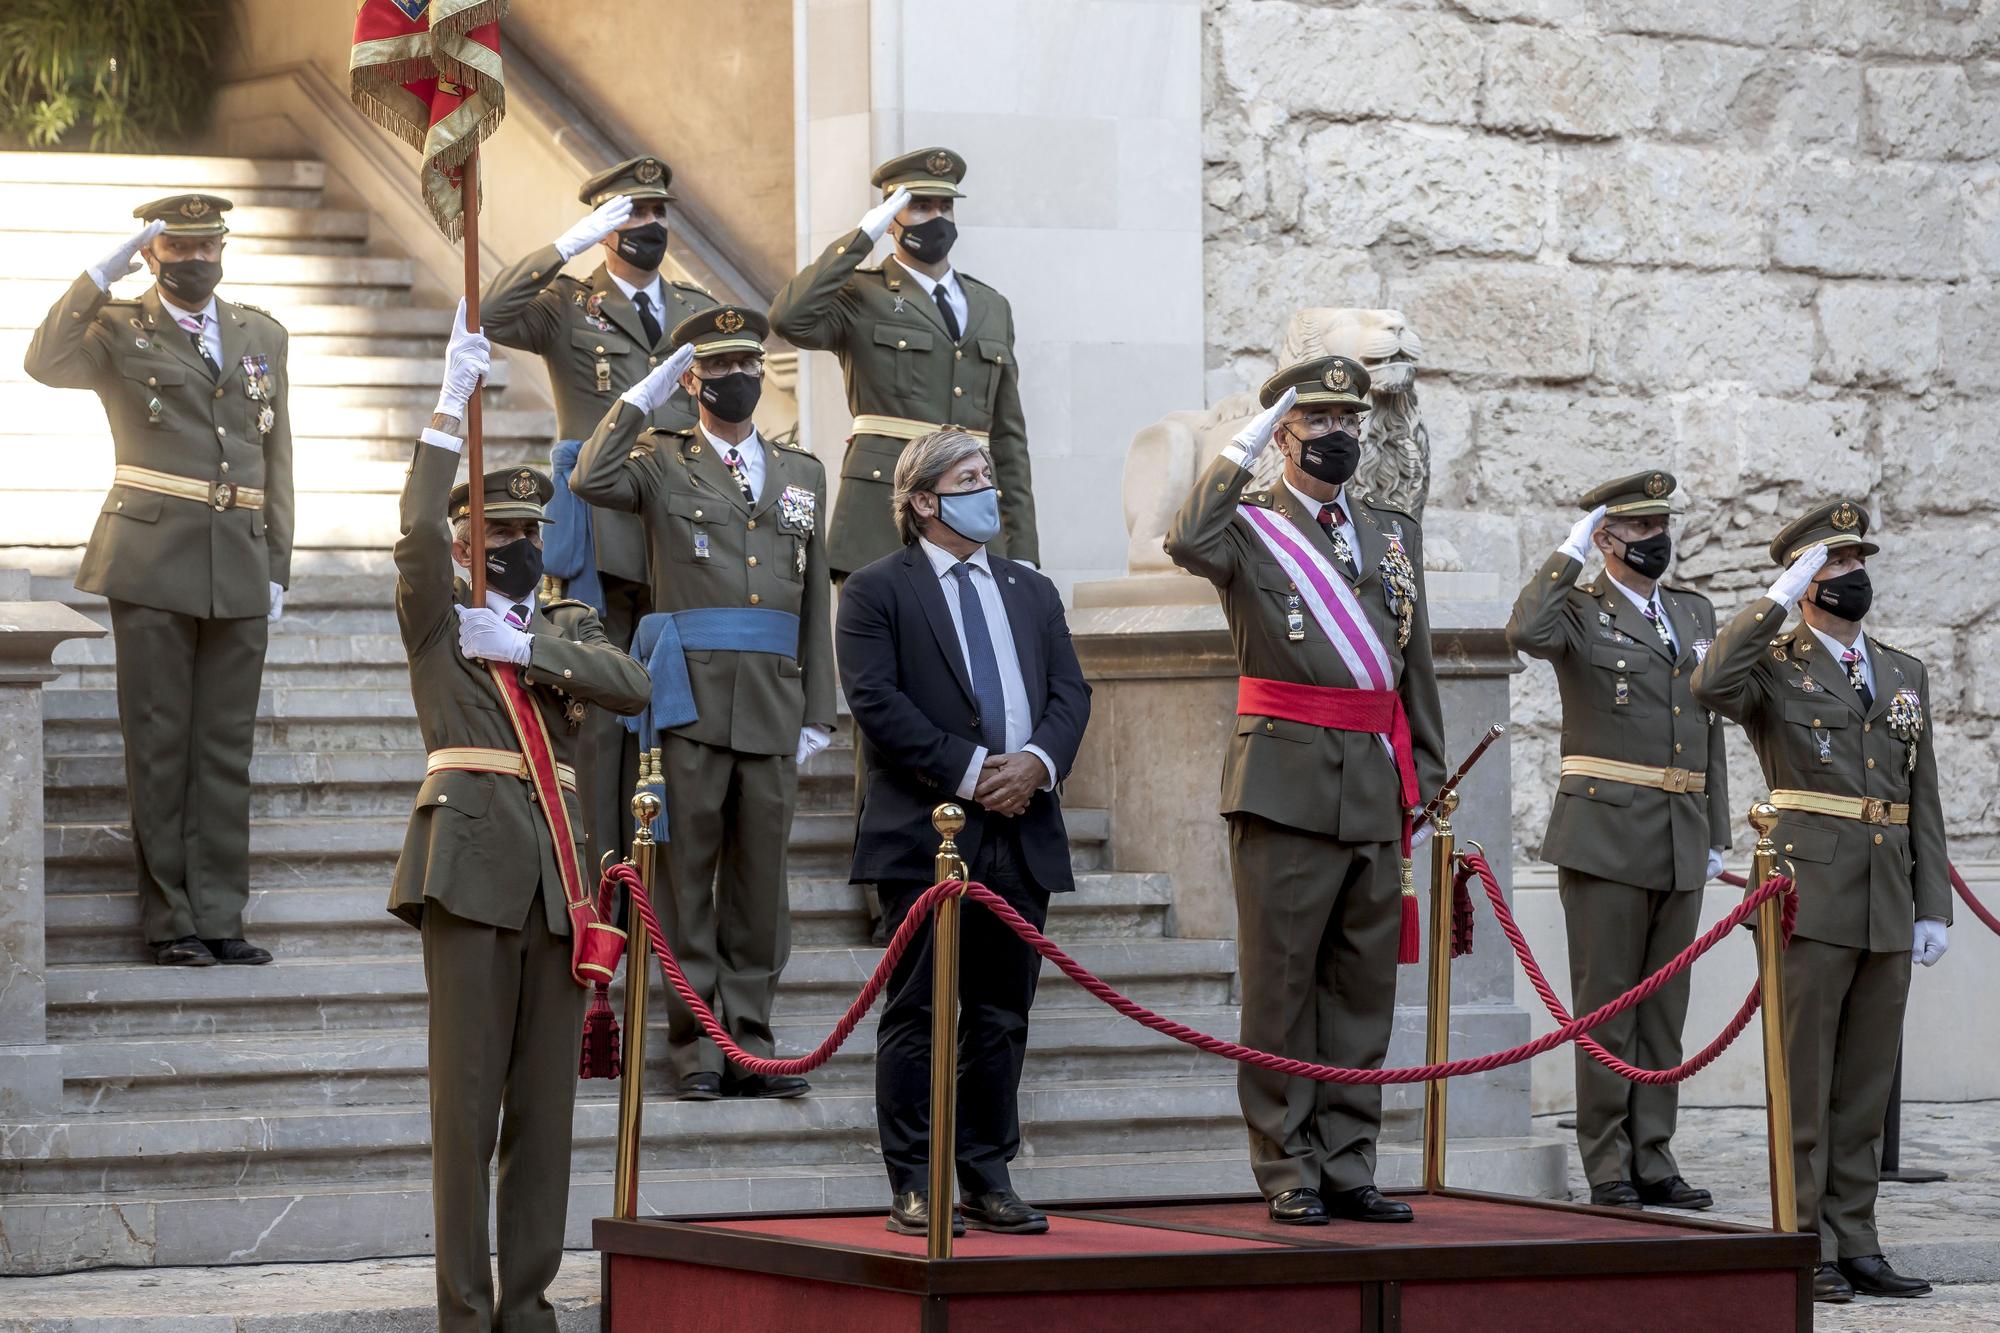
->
[461, 149, 486, 601]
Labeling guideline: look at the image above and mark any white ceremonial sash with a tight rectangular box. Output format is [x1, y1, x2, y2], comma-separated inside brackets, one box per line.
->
[1237, 503, 1392, 690]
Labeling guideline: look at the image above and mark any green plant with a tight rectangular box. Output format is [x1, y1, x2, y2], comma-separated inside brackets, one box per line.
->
[0, 0, 236, 151]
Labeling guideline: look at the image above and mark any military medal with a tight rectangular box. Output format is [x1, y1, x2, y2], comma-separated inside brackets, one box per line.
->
[257, 405, 275, 435]
[693, 530, 710, 560]
[1692, 637, 1714, 664]
[146, 397, 163, 425]
[595, 358, 613, 394]
[1614, 678, 1630, 707]
[779, 484, 816, 533]
[241, 354, 269, 400]
[1887, 687, 1924, 773]
[1285, 593, 1306, 643]
[893, 294, 906, 314]
[1814, 728, 1833, 765]
[1597, 611, 1612, 626]
[1378, 529, 1417, 649]
[586, 291, 613, 332]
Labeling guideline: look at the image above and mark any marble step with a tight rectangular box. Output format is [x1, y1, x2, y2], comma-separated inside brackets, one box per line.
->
[45, 925, 1207, 1042]
[2, 204, 368, 241]
[1, 250, 411, 289]
[0, 152, 323, 189]
[43, 871, 1170, 966]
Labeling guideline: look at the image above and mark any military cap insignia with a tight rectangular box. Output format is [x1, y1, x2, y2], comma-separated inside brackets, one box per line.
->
[927, 151, 955, 175]
[1324, 363, 1349, 392]
[508, 471, 539, 500]
[635, 158, 664, 184]
[716, 309, 746, 334]
[179, 197, 211, 220]
[1645, 473, 1668, 498]
[1831, 502, 1859, 531]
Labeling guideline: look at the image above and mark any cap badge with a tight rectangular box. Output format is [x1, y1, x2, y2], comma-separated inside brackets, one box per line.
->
[1831, 502, 1859, 531]
[1645, 473, 1668, 498]
[1324, 362, 1349, 392]
[926, 151, 955, 176]
[635, 159, 663, 185]
[716, 309, 746, 335]
[508, 472, 538, 500]
[179, 198, 210, 219]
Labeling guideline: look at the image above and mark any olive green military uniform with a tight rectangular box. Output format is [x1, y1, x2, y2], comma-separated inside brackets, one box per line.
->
[1506, 470, 1732, 1192]
[481, 155, 718, 877]
[1165, 357, 1447, 1200]
[391, 447, 649, 1332]
[22, 194, 293, 947]
[768, 147, 1037, 574]
[1691, 500, 1950, 1264]
[572, 307, 837, 1082]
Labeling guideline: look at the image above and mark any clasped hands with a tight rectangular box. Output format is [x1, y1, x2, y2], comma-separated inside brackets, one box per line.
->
[975, 751, 1046, 818]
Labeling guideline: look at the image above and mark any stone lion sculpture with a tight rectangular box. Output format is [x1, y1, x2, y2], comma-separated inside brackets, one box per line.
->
[1123, 308, 1451, 572]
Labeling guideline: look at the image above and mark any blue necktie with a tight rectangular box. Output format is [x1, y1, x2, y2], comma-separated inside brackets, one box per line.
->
[950, 563, 1007, 754]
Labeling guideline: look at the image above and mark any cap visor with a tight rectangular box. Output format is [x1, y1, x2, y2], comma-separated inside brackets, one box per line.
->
[692, 339, 766, 357]
[885, 180, 965, 198]
[1292, 389, 1369, 408]
[1604, 499, 1674, 516]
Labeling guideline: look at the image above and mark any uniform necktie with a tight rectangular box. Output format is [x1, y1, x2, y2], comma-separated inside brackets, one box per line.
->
[1316, 502, 1357, 579]
[932, 280, 962, 341]
[1643, 599, 1673, 649]
[508, 604, 529, 628]
[722, 446, 754, 503]
[178, 314, 220, 377]
[633, 290, 661, 347]
[949, 563, 1008, 755]
[1843, 647, 1873, 710]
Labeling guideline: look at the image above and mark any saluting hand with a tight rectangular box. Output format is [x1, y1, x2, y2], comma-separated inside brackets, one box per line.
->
[1559, 504, 1608, 564]
[1767, 542, 1829, 611]
[860, 187, 914, 244]
[555, 193, 635, 261]
[88, 219, 165, 290]
[435, 300, 491, 421]
[455, 606, 533, 666]
[621, 340, 697, 415]
[1227, 387, 1298, 467]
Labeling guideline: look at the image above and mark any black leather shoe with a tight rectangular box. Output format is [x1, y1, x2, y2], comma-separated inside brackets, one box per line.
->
[1267, 1187, 1328, 1225]
[153, 936, 215, 966]
[725, 1072, 810, 1099]
[1325, 1185, 1413, 1223]
[676, 1072, 722, 1101]
[887, 1190, 965, 1236]
[1837, 1255, 1932, 1298]
[1589, 1180, 1642, 1208]
[961, 1189, 1049, 1234]
[1635, 1175, 1712, 1210]
[201, 938, 272, 965]
[1814, 1263, 1854, 1303]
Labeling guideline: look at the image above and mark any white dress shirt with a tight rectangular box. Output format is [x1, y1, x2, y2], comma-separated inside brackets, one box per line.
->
[1604, 573, 1679, 653]
[1285, 479, 1362, 575]
[610, 270, 668, 339]
[701, 424, 766, 503]
[916, 537, 1056, 801]
[900, 265, 969, 340]
[1810, 624, 1875, 697]
[159, 292, 223, 368]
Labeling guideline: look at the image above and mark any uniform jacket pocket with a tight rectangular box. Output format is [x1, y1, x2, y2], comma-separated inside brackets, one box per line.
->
[103, 488, 165, 524]
[414, 769, 495, 818]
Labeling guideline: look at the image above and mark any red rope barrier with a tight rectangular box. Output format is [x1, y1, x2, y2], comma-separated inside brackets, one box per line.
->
[1461, 851, 1794, 1085]
[1723, 863, 1996, 937]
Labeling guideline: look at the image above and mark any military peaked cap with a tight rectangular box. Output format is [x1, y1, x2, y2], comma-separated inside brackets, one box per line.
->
[670, 304, 770, 359]
[1769, 499, 1880, 567]
[579, 155, 675, 206]
[135, 193, 231, 237]
[872, 147, 967, 198]
[1259, 355, 1371, 411]
[1580, 469, 1678, 517]
[449, 467, 555, 524]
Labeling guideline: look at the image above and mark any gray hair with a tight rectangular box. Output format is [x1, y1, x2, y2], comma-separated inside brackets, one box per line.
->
[891, 429, 990, 547]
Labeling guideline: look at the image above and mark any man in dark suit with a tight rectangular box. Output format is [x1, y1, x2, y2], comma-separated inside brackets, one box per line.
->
[836, 429, 1090, 1239]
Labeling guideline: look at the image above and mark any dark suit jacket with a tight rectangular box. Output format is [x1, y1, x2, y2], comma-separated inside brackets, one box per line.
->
[837, 542, 1091, 891]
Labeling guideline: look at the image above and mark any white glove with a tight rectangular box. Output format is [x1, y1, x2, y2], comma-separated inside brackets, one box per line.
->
[1705, 847, 1725, 881]
[88, 220, 166, 290]
[267, 582, 285, 624]
[860, 187, 913, 244]
[1223, 387, 1298, 468]
[554, 194, 634, 262]
[1559, 504, 1608, 565]
[454, 605, 533, 666]
[435, 300, 491, 420]
[1767, 543, 1828, 611]
[620, 340, 697, 415]
[795, 725, 833, 766]
[1913, 917, 1949, 967]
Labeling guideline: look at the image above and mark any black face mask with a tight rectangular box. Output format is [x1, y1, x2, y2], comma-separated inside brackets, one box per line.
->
[157, 257, 223, 308]
[1613, 531, 1673, 580]
[698, 371, 762, 423]
[484, 535, 544, 601]
[1811, 568, 1872, 622]
[897, 215, 958, 262]
[614, 221, 669, 270]
[1293, 427, 1361, 486]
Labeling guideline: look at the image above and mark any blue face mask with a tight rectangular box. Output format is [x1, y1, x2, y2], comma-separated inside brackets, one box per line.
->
[935, 486, 1001, 545]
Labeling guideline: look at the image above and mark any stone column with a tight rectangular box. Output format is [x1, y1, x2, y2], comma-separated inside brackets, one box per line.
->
[0, 572, 105, 1116]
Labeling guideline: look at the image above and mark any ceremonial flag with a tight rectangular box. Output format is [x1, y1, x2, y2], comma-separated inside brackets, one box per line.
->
[349, 0, 508, 240]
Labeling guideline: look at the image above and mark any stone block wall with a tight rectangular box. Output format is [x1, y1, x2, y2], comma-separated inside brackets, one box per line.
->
[1201, 0, 2000, 861]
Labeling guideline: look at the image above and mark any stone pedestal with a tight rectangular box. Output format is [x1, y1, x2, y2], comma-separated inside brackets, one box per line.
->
[1067, 566, 1536, 1142]
[0, 572, 106, 1116]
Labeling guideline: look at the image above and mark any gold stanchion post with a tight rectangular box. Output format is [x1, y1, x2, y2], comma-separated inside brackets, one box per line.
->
[1421, 791, 1459, 1192]
[1749, 800, 1798, 1234]
[613, 749, 663, 1221]
[926, 803, 967, 1260]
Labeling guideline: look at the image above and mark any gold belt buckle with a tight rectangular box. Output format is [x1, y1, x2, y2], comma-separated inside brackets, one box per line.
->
[1660, 766, 1691, 793]
[210, 480, 236, 512]
[1862, 797, 1888, 825]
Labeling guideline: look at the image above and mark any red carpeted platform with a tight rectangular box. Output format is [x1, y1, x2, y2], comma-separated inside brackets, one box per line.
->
[595, 1188, 1815, 1332]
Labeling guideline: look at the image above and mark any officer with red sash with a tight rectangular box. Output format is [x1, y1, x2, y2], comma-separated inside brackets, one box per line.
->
[389, 311, 650, 1332]
[1165, 354, 1446, 1226]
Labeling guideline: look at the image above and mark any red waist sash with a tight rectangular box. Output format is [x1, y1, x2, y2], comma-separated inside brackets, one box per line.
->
[1237, 676, 1420, 856]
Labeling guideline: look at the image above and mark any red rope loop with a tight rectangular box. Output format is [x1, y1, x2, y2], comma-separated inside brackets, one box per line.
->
[1952, 864, 2000, 937]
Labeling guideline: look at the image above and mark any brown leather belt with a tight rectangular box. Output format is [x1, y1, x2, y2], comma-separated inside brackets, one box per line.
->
[1560, 755, 1707, 794]
[426, 746, 577, 792]
[114, 464, 264, 512]
[1770, 789, 1909, 826]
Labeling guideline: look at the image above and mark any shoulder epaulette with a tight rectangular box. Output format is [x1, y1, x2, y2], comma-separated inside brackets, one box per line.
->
[553, 272, 587, 290]
[785, 438, 819, 456]
[1872, 636, 1912, 658]
[856, 263, 884, 275]
[1582, 583, 1601, 596]
[541, 596, 593, 615]
[1363, 498, 1420, 526]
[670, 278, 712, 298]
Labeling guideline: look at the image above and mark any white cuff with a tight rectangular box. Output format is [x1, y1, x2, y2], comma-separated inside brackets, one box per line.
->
[1556, 541, 1590, 566]
[1022, 743, 1057, 792]
[86, 266, 111, 293]
[420, 427, 465, 453]
[955, 745, 989, 802]
[1220, 443, 1253, 470]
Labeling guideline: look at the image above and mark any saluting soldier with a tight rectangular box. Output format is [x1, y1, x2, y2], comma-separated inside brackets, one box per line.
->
[769, 147, 1038, 575]
[482, 154, 716, 873]
[1165, 357, 1446, 1227]
[1506, 471, 1730, 1211]
[1691, 500, 1949, 1305]
[573, 306, 836, 1100]
[24, 194, 292, 966]
[391, 314, 650, 1333]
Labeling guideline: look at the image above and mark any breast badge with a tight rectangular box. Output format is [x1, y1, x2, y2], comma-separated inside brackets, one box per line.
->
[1887, 687, 1924, 772]
[1379, 528, 1417, 648]
[1692, 637, 1714, 664]
[779, 484, 816, 533]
